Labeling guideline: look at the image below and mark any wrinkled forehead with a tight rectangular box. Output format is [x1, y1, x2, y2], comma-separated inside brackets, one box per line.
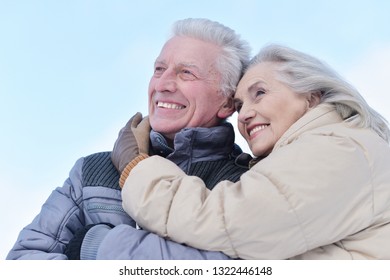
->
[157, 36, 220, 70]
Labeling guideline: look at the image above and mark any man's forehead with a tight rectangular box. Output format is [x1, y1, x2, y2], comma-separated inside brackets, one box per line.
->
[157, 36, 219, 67]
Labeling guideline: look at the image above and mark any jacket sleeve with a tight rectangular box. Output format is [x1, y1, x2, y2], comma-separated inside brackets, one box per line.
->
[122, 133, 373, 259]
[80, 224, 231, 260]
[6, 158, 86, 260]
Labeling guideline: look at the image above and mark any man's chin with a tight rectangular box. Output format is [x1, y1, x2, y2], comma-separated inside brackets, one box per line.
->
[150, 121, 182, 138]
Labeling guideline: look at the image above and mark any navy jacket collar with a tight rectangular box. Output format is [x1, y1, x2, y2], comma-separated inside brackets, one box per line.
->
[150, 123, 240, 172]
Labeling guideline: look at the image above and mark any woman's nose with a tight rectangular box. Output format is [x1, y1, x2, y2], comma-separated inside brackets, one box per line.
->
[238, 105, 256, 124]
[154, 69, 177, 93]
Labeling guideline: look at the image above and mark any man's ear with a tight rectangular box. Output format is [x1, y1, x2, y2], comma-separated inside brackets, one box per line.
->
[217, 97, 235, 119]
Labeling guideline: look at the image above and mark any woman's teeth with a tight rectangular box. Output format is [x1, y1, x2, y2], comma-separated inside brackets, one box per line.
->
[249, 125, 268, 136]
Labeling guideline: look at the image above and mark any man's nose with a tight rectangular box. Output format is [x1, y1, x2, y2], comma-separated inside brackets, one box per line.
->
[155, 69, 177, 93]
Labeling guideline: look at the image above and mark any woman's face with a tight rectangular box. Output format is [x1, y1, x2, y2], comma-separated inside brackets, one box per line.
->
[234, 62, 309, 157]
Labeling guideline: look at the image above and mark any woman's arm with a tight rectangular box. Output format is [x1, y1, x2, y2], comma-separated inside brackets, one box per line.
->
[122, 133, 372, 259]
[84, 224, 231, 260]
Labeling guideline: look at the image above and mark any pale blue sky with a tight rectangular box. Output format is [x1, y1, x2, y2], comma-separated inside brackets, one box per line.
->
[1, 0, 389, 258]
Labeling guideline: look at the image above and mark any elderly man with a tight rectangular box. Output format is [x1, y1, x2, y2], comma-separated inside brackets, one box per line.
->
[7, 18, 251, 260]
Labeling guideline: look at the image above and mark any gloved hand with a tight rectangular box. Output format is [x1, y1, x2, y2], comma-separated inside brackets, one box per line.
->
[111, 112, 150, 174]
[64, 224, 96, 260]
[64, 223, 114, 260]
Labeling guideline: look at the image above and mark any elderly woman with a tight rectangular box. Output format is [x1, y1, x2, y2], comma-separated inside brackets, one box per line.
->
[120, 44, 390, 259]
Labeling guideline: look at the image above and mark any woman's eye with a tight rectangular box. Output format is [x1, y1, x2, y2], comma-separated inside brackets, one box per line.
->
[256, 90, 265, 96]
[235, 103, 242, 113]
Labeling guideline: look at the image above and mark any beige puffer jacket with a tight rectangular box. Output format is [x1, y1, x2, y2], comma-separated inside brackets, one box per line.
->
[122, 104, 390, 259]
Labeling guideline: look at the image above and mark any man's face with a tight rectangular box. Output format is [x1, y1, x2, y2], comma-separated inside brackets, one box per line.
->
[148, 36, 234, 140]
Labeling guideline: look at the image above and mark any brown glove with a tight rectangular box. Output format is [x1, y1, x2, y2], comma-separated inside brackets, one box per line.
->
[111, 113, 150, 186]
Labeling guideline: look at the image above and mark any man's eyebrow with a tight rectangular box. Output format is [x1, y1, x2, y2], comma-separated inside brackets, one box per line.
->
[154, 59, 167, 66]
[154, 60, 201, 71]
[178, 63, 207, 77]
[178, 62, 201, 70]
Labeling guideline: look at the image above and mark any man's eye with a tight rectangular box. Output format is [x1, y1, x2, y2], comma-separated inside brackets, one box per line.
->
[182, 69, 194, 75]
[153, 66, 165, 77]
[180, 69, 196, 80]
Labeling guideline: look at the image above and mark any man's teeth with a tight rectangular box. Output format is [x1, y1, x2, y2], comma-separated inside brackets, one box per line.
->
[157, 102, 185, 110]
[249, 125, 268, 136]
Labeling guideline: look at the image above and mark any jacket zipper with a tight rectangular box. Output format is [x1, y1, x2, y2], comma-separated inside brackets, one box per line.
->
[86, 203, 126, 213]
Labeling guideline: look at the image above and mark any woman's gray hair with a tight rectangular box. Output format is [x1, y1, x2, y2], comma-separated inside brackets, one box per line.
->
[171, 18, 251, 98]
[249, 44, 390, 143]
